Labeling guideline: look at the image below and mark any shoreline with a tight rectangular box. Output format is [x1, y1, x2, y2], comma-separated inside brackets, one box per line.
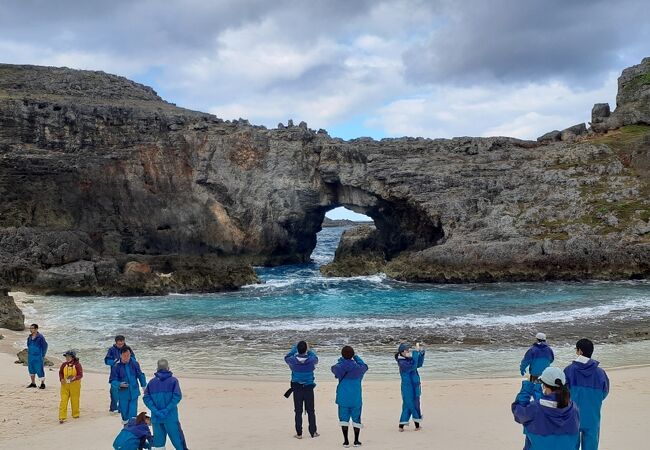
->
[1, 331, 648, 449]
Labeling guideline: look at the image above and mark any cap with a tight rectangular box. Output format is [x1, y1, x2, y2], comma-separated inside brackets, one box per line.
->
[536, 332, 546, 341]
[539, 366, 566, 387]
[397, 343, 411, 353]
[63, 350, 77, 358]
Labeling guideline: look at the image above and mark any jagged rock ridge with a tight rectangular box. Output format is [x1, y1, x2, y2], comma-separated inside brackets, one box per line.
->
[0, 59, 649, 293]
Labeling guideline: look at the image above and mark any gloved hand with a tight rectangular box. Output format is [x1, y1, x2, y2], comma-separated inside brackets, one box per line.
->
[155, 408, 169, 420]
[520, 370, 525, 377]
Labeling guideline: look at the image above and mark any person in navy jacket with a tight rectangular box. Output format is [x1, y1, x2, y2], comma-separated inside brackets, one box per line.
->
[512, 366, 580, 450]
[395, 342, 425, 431]
[110, 346, 147, 424]
[113, 412, 153, 450]
[332, 345, 368, 448]
[284, 340, 319, 439]
[105, 335, 137, 413]
[564, 339, 610, 450]
[26, 323, 48, 389]
[520, 332, 555, 381]
[143, 359, 188, 450]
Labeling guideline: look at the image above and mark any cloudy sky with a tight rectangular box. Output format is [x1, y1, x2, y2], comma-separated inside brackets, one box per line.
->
[1, 0, 648, 142]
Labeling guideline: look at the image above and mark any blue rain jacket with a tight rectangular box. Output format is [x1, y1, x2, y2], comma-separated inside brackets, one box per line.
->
[512, 381, 580, 450]
[27, 333, 48, 358]
[564, 358, 609, 430]
[143, 370, 182, 424]
[113, 418, 153, 449]
[105, 344, 137, 367]
[110, 359, 147, 400]
[397, 350, 425, 398]
[285, 345, 318, 387]
[331, 355, 368, 408]
[520, 342, 554, 377]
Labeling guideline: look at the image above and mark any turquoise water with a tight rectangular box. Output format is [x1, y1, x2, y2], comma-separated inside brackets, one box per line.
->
[17, 227, 650, 379]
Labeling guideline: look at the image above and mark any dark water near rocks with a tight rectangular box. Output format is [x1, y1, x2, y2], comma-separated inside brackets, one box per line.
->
[19, 227, 650, 378]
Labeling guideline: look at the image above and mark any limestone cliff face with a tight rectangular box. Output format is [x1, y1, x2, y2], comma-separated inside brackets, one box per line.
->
[0, 59, 649, 293]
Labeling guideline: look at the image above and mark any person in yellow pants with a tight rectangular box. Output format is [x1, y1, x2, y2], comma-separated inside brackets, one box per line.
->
[59, 350, 83, 423]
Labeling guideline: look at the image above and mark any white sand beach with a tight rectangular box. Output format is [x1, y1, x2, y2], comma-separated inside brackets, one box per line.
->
[0, 328, 647, 450]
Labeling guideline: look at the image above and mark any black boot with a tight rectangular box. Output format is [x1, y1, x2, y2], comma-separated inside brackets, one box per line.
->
[353, 426, 361, 446]
[39, 382, 46, 389]
[26, 383, 37, 388]
[341, 425, 349, 447]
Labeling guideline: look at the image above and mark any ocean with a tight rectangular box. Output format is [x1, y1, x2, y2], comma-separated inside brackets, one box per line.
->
[17, 226, 650, 379]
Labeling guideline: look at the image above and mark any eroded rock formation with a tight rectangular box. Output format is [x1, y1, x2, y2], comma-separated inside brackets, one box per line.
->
[1, 58, 649, 292]
[0, 288, 24, 330]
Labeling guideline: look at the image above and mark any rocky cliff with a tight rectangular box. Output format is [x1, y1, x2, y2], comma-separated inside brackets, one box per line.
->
[0, 59, 649, 293]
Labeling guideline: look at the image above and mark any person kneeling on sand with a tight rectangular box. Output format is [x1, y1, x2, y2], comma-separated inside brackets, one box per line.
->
[332, 345, 368, 448]
[395, 342, 425, 431]
[512, 366, 580, 449]
[110, 346, 147, 424]
[113, 411, 154, 450]
[143, 358, 188, 450]
[564, 338, 610, 450]
[520, 332, 554, 382]
[26, 323, 48, 389]
[284, 340, 319, 439]
[58, 350, 83, 424]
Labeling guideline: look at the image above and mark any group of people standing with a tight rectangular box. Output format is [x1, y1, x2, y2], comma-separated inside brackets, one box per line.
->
[105, 335, 188, 450]
[23, 324, 610, 450]
[514, 333, 610, 450]
[23, 327, 187, 450]
[284, 341, 425, 448]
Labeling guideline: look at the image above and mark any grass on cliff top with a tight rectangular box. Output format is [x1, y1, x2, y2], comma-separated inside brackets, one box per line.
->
[590, 124, 650, 149]
[622, 73, 650, 96]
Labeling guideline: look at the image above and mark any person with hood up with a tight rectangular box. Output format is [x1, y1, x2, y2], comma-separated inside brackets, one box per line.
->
[113, 412, 154, 450]
[520, 332, 554, 381]
[512, 366, 580, 449]
[564, 338, 610, 450]
[105, 335, 137, 414]
[58, 350, 83, 423]
[110, 346, 147, 424]
[143, 358, 188, 450]
[284, 340, 319, 439]
[26, 323, 48, 389]
[395, 342, 425, 431]
[331, 345, 368, 448]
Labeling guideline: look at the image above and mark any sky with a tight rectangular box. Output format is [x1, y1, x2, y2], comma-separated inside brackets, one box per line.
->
[1, 1, 648, 220]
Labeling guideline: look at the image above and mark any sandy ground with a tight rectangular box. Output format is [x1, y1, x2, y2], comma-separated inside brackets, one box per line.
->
[0, 327, 648, 449]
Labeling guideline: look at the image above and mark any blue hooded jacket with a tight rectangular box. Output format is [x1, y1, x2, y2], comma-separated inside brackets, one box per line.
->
[113, 418, 153, 450]
[143, 370, 182, 424]
[520, 342, 554, 377]
[331, 355, 368, 408]
[105, 344, 137, 367]
[512, 381, 580, 450]
[564, 357, 609, 430]
[396, 350, 425, 398]
[285, 345, 318, 386]
[27, 333, 48, 358]
[110, 359, 147, 399]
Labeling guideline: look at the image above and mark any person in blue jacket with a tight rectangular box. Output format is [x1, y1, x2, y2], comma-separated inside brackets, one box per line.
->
[26, 323, 48, 389]
[284, 340, 319, 439]
[331, 345, 368, 448]
[105, 335, 137, 414]
[564, 339, 610, 450]
[395, 342, 425, 431]
[520, 332, 554, 381]
[113, 412, 153, 450]
[110, 346, 147, 424]
[143, 359, 188, 450]
[512, 366, 580, 450]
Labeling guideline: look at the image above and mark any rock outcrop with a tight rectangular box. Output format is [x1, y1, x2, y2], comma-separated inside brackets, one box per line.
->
[0, 288, 24, 330]
[16, 348, 55, 366]
[320, 225, 386, 277]
[1, 59, 649, 290]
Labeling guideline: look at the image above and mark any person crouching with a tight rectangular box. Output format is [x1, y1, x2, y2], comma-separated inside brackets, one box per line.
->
[113, 412, 153, 450]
